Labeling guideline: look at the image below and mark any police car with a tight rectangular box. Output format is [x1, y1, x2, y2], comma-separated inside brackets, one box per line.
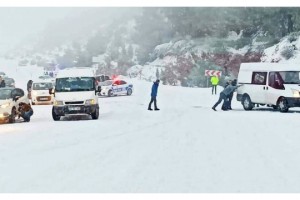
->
[99, 79, 133, 97]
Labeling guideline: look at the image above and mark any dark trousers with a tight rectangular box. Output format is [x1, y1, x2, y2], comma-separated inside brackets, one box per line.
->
[212, 92, 227, 109]
[20, 109, 33, 122]
[212, 85, 217, 94]
[148, 96, 158, 109]
[222, 92, 233, 110]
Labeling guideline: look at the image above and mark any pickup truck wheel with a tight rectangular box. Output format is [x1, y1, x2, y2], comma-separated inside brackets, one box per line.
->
[9, 108, 16, 123]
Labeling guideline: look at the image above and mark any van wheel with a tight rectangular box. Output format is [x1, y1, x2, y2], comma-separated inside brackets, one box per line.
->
[242, 95, 254, 110]
[108, 90, 113, 97]
[9, 108, 16, 123]
[277, 97, 289, 113]
[52, 107, 61, 121]
[91, 107, 99, 120]
[127, 88, 132, 96]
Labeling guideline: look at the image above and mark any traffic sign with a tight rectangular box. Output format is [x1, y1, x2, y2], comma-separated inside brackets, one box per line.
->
[205, 70, 222, 77]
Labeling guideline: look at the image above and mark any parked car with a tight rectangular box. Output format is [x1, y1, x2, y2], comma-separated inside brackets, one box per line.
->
[0, 87, 30, 123]
[99, 79, 133, 97]
[31, 80, 54, 105]
[4, 77, 15, 88]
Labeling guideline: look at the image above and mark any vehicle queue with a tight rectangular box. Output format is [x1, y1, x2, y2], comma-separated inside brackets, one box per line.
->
[0, 68, 134, 124]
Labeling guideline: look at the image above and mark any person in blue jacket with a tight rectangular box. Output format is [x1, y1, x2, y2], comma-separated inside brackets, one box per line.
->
[148, 79, 160, 111]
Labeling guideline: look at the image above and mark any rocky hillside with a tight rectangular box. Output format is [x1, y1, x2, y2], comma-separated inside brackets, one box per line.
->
[3, 7, 300, 87]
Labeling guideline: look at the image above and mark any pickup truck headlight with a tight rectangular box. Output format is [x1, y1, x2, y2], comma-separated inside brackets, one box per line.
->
[292, 89, 300, 97]
[85, 99, 96, 105]
[0, 103, 10, 109]
[54, 100, 64, 106]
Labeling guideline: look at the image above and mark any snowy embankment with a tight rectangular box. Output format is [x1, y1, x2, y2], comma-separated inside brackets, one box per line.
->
[1, 60, 300, 192]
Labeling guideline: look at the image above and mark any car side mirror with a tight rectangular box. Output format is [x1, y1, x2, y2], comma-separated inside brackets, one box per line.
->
[13, 96, 20, 101]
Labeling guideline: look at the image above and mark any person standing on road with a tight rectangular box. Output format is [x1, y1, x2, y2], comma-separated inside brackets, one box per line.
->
[0, 76, 6, 88]
[27, 80, 33, 92]
[212, 81, 242, 111]
[210, 75, 219, 95]
[148, 79, 160, 111]
[27, 80, 33, 99]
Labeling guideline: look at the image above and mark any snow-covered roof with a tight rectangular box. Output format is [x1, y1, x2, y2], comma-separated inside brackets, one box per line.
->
[56, 67, 95, 78]
[240, 62, 300, 72]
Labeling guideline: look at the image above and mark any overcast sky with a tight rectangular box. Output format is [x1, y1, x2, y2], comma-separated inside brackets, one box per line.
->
[0, 8, 89, 52]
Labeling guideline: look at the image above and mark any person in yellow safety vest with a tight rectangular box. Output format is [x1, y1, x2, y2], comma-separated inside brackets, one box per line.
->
[210, 75, 219, 95]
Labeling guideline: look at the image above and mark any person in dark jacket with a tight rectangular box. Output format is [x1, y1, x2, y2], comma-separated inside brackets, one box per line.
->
[17, 102, 33, 122]
[226, 79, 237, 110]
[212, 81, 242, 111]
[0, 76, 6, 88]
[221, 79, 237, 110]
[221, 80, 231, 110]
[148, 79, 160, 111]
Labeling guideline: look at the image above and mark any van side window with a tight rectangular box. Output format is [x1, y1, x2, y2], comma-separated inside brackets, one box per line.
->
[269, 72, 285, 89]
[252, 72, 267, 85]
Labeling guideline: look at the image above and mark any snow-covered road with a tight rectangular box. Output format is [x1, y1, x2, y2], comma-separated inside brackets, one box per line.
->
[1, 59, 300, 192]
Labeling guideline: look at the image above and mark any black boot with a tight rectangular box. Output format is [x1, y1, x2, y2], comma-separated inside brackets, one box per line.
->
[148, 107, 153, 111]
[154, 108, 160, 111]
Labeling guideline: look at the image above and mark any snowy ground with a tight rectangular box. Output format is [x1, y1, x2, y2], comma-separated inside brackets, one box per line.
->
[1, 59, 300, 193]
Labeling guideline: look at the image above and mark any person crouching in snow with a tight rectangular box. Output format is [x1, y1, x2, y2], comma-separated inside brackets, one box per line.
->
[17, 102, 34, 122]
[148, 79, 160, 111]
[212, 81, 242, 111]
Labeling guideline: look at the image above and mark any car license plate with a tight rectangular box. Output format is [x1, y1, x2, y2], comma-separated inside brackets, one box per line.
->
[69, 107, 81, 111]
[40, 97, 48, 100]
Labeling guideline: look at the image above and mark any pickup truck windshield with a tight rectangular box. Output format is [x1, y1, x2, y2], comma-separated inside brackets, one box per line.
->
[55, 77, 95, 92]
[0, 89, 12, 100]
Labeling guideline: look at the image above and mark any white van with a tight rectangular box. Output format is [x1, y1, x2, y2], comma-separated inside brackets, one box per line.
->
[50, 67, 100, 121]
[237, 63, 300, 112]
[31, 80, 54, 105]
